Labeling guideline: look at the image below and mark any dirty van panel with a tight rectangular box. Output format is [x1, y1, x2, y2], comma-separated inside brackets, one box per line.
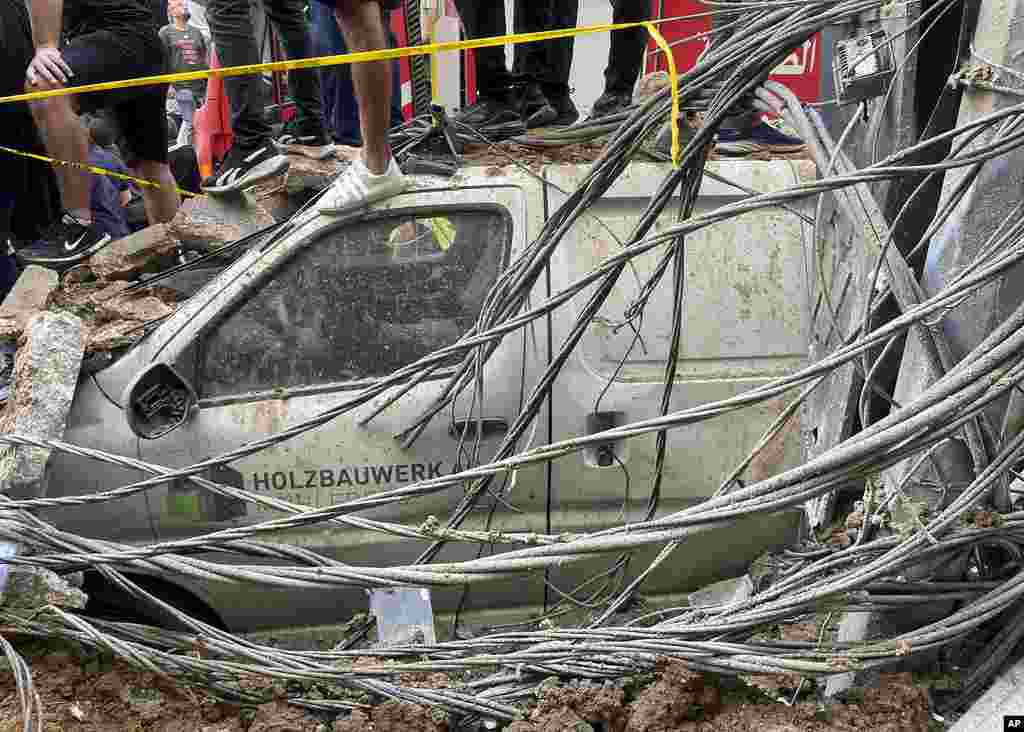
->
[541, 161, 813, 598]
[553, 162, 814, 382]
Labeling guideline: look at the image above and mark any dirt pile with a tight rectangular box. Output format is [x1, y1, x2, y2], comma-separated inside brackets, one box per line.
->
[500, 662, 933, 732]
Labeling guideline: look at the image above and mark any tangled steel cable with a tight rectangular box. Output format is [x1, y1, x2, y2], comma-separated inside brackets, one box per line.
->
[2, 0, 1024, 728]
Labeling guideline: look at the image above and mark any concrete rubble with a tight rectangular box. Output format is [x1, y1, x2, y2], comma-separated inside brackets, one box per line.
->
[0, 566, 88, 615]
[0, 311, 85, 497]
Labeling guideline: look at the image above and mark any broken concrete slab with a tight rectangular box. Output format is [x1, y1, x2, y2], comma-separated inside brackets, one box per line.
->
[0, 311, 85, 497]
[0, 566, 87, 613]
[0, 266, 58, 325]
[88, 223, 181, 281]
[284, 155, 344, 196]
[93, 289, 176, 325]
[0, 266, 60, 342]
[85, 319, 147, 353]
[169, 191, 275, 252]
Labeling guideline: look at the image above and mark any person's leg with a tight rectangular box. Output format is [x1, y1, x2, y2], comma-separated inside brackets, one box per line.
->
[205, 0, 270, 150]
[452, 0, 509, 97]
[133, 160, 182, 223]
[310, 1, 340, 140]
[543, 0, 579, 125]
[333, 0, 392, 173]
[175, 88, 196, 146]
[605, 0, 648, 97]
[513, 0, 556, 128]
[591, 0, 646, 118]
[18, 31, 163, 268]
[202, 0, 290, 192]
[27, 96, 91, 217]
[452, 0, 518, 126]
[115, 86, 181, 222]
[706, 1, 802, 154]
[265, 0, 335, 158]
[321, 0, 406, 214]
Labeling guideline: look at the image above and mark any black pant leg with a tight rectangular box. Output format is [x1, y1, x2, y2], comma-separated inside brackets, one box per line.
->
[206, 0, 269, 148]
[605, 0, 651, 95]
[263, 0, 324, 131]
[453, 0, 510, 97]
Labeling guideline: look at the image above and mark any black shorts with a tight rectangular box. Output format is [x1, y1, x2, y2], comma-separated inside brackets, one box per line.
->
[61, 30, 169, 166]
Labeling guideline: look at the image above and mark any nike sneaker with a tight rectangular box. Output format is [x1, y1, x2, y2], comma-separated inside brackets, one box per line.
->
[16, 213, 114, 271]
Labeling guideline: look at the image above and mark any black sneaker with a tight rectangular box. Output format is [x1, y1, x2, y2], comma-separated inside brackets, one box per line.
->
[454, 95, 521, 128]
[522, 84, 557, 129]
[590, 91, 633, 120]
[201, 143, 290, 195]
[275, 120, 336, 160]
[16, 213, 113, 271]
[548, 94, 580, 127]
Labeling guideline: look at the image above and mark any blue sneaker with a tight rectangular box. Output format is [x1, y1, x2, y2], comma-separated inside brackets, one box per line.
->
[716, 121, 805, 156]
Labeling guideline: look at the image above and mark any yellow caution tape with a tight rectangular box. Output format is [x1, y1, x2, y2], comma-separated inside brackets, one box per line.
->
[643, 22, 681, 166]
[0, 145, 202, 198]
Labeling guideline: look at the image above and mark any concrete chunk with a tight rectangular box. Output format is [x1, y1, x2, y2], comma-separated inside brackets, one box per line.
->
[169, 192, 275, 252]
[0, 311, 85, 497]
[88, 223, 181, 281]
[284, 156, 344, 195]
[0, 566, 87, 613]
[0, 266, 58, 322]
[0, 266, 60, 341]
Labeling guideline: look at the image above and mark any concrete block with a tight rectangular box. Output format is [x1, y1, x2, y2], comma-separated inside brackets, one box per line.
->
[284, 156, 344, 196]
[949, 656, 1024, 732]
[88, 223, 180, 281]
[0, 311, 85, 497]
[0, 566, 87, 613]
[0, 266, 58, 322]
[169, 191, 275, 252]
[0, 266, 60, 342]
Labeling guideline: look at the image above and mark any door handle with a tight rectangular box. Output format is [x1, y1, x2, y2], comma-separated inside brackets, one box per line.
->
[448, 418, 509, 440]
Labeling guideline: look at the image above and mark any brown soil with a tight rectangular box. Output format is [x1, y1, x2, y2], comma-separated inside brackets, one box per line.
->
[512, 663, 934, 732]
[0, 643, 937, 732]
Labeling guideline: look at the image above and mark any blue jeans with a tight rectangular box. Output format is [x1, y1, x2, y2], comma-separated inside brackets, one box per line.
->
[310, 3, 404, 146]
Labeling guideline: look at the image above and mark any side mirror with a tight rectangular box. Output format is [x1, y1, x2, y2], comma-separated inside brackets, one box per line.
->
[124, 363, 197, 440]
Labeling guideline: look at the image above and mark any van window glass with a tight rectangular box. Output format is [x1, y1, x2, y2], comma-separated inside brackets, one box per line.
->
[199, 208, 509, 398]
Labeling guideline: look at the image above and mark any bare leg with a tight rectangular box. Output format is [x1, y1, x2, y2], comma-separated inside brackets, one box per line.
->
[333, 0, 391, 174]
[133, 160, 182, 224]
[27, 94, 90, 214]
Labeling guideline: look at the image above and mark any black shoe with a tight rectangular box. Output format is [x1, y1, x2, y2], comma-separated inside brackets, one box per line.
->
[16, 213, 113, 271]
[454, 95, 521, 128]
[201, 143, 290, 195]
[275, 119, 336, 160]
[591, 91, 633, 120]
[548, 94, 580, 127]
[522, 84, 557, 129]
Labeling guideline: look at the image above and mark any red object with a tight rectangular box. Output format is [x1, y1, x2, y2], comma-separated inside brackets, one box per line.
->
[192, 47, 233, 180]
[648, 0, 821, 102]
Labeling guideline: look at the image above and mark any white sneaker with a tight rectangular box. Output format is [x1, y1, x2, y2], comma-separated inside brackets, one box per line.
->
[318, 157, 408, 216]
